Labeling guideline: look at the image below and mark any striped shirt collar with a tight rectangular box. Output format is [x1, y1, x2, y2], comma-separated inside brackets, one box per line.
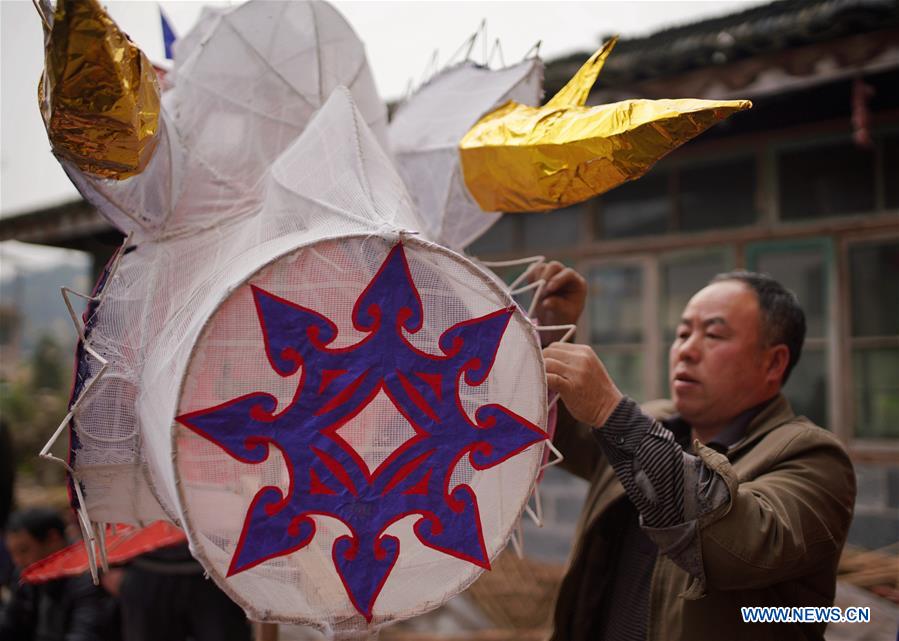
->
[665, 396, 777, 453]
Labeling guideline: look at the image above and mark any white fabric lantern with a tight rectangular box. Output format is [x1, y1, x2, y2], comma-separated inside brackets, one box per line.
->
[389, 59, 543, 250]
[50, 1, 552, 635]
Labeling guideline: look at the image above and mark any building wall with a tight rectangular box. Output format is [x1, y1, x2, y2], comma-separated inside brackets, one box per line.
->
[471, 101, 899, 558]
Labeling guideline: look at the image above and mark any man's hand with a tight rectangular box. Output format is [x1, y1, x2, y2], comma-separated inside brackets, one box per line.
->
[543, 342, 623, 428]
[526, 261, 587, 328]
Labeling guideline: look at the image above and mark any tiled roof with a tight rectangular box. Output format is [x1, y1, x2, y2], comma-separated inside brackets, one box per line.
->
[547, 0, 899, 88]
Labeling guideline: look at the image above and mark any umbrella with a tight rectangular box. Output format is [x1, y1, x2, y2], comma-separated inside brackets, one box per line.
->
[20, 521, 186, 585]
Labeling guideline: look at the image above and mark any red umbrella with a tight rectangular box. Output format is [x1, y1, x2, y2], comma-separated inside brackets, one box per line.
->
[20, 521, 187, 584]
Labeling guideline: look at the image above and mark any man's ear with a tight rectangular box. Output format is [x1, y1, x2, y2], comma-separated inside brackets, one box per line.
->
[767, 344, 790, 385]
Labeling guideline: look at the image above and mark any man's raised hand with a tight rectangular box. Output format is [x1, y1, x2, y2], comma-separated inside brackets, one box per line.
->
[543, 342, 623, 428]
[526, 261, 587, 329]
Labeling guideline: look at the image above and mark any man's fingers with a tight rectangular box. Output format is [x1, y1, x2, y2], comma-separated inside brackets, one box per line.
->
[543, 341, 621, 426]
[544, 267, 586, 297]
[544, 343, 609, 382]
[542, 354, 571, 375]
[542, 344, 575, 363]
[545, 371, 572, 395]
[539, 296, 560, 310]
[544, 354, 581, 385]
[528, 261, 565, 285]
[543, 341, 588, 359]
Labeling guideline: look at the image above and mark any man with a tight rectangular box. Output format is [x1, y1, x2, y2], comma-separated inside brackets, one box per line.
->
[1, 508, 119, 641]
[531, 263, 855, 641]
[117, 542, 251, 641]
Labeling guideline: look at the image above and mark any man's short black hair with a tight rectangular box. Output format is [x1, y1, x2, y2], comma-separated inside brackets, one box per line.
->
[710, 271, 806, 384]
[6, 507, 66, 542]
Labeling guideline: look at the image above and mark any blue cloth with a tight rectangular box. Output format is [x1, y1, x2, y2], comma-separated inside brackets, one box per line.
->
[160, 9, 176, 60]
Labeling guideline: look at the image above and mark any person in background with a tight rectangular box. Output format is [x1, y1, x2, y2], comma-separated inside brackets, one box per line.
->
[0, 420, 16, 587]
[117, 542, 252, 641]
[530, 262, 856, 641]
[0, 507, 119, 641]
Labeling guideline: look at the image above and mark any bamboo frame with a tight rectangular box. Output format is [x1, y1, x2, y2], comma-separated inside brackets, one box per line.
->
[39, 234, 131, 584]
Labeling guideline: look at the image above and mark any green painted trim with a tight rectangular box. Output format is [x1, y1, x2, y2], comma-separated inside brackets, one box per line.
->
[745, 236, 835, 270]
[745, 237, 835, 427]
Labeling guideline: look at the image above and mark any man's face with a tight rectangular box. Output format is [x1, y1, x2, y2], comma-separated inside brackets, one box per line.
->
[5, 529, 64, 570]
[669, 280, 778, 431]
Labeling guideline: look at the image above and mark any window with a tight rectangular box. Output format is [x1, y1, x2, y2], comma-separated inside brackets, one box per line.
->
[520, 205, 584, 251]
[467, 215, 518, 255]
[595, 170, 670, 239]
[678, 156, 757, 231]
[849, 238, 899, 439]
[882, 132, 899, 210]
[469, 126, 899, 450]
[471, 205, 586, 256]
[594, 154, 758, 240]
[852, 349, 899, 439]
[777, 139, 876, 220]
[587, 263, 645, 399]
[747, 239, 832, 428]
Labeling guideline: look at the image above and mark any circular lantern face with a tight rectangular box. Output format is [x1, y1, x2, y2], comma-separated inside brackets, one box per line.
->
[173, 235, 546, 629]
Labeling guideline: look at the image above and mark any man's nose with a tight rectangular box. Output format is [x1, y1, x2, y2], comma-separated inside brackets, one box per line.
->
[674, 334, 701, 362]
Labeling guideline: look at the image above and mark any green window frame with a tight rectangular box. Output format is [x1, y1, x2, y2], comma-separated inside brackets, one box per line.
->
[745, 237, 835, 430]
[844, 235, 899, 441]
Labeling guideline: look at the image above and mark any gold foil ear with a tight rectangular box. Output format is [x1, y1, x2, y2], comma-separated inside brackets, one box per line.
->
[38, 0, 161, 180]
[459, 39, 751, 213]
[544, 36, 618, 110]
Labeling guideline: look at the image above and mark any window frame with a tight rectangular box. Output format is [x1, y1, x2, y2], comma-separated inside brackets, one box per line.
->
[593, 149, 762, 242]
[467, 124, 899, 458]
[770, 132, 883, 224]
[839, 229, 899, 453]
[744, 237, 837, 433]
[578, 253, 659, 401]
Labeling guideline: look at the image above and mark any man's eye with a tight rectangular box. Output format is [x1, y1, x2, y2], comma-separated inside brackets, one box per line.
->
[707, 334, 723, 340]
[677, 332, 689, 340]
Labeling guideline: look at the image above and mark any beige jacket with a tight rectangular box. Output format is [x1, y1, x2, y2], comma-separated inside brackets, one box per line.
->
[550, 394, 856, 641]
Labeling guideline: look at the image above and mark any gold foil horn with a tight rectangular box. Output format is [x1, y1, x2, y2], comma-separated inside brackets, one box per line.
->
[544, 36, 617, 110]
[459, 38, 752, 212]
[38, 0, 161, 180]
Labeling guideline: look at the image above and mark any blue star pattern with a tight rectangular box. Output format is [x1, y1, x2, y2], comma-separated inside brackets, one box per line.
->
[176, 243, 546, 620]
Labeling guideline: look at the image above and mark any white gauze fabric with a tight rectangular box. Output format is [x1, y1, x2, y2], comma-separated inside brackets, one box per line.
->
[389, 58, 544, 250]
[64, 0, 390, 526]
[56, 1, 549, 633]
